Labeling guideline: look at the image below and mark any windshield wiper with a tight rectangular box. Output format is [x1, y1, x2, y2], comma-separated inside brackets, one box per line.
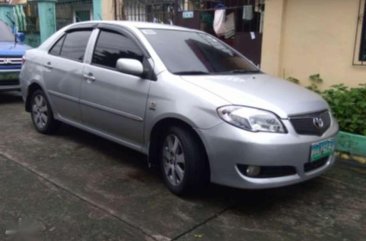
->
[218, 69, 261, 74]
[228, 69, 261, 74]
[173, 71, 210, 75]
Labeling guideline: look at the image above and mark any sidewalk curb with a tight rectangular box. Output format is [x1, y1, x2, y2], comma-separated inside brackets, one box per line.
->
[337, 157, 366, 169]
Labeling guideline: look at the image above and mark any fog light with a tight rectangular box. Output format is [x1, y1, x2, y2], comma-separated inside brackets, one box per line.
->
[246, 166, 261, 177]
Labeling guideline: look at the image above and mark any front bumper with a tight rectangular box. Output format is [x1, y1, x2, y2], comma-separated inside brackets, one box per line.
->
[0, 70, 21, 91]
[198, 118, 339, 189]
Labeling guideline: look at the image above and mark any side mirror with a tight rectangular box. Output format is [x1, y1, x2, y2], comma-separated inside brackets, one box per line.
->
[116, 58, 144, 77]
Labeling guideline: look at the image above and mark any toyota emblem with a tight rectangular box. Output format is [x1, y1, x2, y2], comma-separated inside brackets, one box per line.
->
[313, 117, 324, 129]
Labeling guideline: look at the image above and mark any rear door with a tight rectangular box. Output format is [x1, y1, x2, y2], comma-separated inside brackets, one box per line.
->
[44, 29, 92, 124]
[80, 28, 152, 148]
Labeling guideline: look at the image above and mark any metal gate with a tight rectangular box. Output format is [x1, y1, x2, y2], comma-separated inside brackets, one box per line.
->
[120, 0, 265, 65]
[175, 0, 265, 65]
[122, 0, 175, 24]
[56, 0, 93, 29]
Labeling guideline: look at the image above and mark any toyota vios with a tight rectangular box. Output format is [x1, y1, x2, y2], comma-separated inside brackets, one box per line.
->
[20, 21, 339, 195]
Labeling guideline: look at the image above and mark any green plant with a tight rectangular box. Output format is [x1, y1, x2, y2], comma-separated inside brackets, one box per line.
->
[322, 84, 366, 136]
[307, 74, 323, 94]
[286, 74, 366, 135]
[287, 76, 300, 84]
[286, 74, 323, 92]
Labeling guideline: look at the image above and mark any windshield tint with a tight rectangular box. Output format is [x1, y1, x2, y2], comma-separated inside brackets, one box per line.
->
[0, 21, 14, 42]
[141, 29, 259, 75]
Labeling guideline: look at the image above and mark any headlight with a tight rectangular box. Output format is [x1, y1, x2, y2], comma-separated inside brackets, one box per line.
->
[217, 106, 286, 133]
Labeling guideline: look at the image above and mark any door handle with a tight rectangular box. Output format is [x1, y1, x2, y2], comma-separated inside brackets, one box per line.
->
[83, 73, 96, 82]
[44, 62, 53, 70]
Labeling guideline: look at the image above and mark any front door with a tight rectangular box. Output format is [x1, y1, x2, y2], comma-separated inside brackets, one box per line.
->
[80, 29, 151, 148]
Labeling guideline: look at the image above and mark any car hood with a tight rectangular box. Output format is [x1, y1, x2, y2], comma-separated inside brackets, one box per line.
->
[181, 74, 328, 118]
[0, 41, 31, 56]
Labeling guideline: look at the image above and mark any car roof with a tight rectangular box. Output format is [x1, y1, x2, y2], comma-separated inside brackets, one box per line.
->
[67, 20, 196, 32]
[39, 20, 201, 51]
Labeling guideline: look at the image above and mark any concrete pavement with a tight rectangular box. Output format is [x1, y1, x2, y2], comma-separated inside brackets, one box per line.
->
[0, 92, 365, 241]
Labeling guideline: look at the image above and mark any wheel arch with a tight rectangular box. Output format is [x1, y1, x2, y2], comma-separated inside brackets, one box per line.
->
[25, 82, 44, 112]
[148, 117, 211, 177]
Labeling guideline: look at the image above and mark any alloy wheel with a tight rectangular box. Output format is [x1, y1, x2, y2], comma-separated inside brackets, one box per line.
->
[162, 134, 186, 186]
[32, 94, 49, 129]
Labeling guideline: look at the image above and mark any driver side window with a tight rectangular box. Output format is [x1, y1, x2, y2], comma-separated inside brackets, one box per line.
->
[92, 30, 144, 70]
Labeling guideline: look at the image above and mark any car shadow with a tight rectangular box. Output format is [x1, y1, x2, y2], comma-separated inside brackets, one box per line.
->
[53, 122, 326, 209]
[56, 123, 150, 171]
[0, 91, 22, 105]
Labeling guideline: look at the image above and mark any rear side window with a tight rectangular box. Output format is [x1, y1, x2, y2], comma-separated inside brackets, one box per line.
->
[49, 35, 65, 56]
[55, 30, 92, 62]
[92, 30, 144, 69]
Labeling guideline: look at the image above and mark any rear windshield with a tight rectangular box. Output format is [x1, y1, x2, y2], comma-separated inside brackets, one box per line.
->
[0, 21, 14, 42]
[141, 28, 259, 75]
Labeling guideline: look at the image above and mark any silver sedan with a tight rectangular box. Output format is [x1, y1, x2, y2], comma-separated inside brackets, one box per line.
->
[20, 21, 339, 195]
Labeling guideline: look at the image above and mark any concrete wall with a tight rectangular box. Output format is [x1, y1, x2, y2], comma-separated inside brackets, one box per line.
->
[0, 5, 14, 28]
[261, 0, 366, 88]
[102, 0, 114, 20]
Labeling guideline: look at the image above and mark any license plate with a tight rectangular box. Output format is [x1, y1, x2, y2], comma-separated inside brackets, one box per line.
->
[0, 73, 19, 81]
[310, 139, 336, 162]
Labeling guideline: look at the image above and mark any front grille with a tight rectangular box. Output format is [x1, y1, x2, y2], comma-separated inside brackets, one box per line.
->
[237, 165, 297, 178]
[0, 65, 21, 70]
[0, 56, 23, 66]
[304, 157, 329, 172]
[0, 80, 19, 86]
[289, 111, 331, 136]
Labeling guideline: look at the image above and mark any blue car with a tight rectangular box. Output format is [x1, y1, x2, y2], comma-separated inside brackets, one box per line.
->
[0, 20, 31, 91]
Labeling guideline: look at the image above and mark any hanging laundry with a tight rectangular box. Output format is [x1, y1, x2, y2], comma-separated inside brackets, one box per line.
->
[225, 12, 235, 39]
[243, 5, 254, 21]
[13, 5, 27, 32]
[213, 9, 226, 36]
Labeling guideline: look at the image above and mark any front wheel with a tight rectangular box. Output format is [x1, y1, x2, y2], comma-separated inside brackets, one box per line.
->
[159, 126, 209, 195]
[30, 89, 59, 134]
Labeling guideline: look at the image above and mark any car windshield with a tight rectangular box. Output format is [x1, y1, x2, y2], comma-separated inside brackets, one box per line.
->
[0, 21, 14, 42]
[141, 28, 260, 75]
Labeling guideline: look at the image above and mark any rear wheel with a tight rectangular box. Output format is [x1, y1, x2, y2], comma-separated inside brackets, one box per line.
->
[30, 89, 59, 134]
[159, 126, 208, 195]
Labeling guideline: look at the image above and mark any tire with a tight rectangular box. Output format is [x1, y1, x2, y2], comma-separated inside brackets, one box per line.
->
[159, 126, 209, 195]
[30, 89, 59, 134]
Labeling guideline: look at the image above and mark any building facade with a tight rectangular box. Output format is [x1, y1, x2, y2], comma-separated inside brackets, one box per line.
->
[1, 0, 364, 87]
[0, 0, 114, 47]
[121, 0, 366, 87]
[261, 0, 366, 88]
[121, 0, 265, 65]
